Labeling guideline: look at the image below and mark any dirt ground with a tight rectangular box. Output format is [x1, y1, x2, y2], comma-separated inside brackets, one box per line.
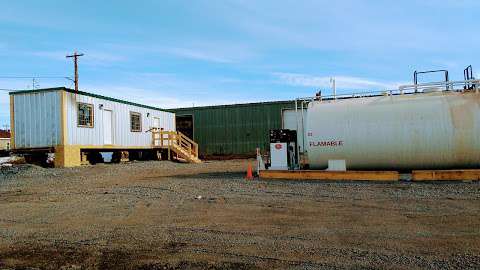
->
[0, 159, 479, 270]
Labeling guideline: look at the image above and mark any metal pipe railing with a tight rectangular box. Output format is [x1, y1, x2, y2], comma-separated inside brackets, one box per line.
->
[414, 69, 449, 92]
[296, 79, 480, 103]
[399, 79, 480, 92]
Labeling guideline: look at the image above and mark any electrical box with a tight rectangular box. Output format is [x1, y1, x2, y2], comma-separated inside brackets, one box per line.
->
[269, 129, 298, 170]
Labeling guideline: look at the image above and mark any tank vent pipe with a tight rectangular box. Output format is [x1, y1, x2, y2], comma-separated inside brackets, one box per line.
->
[330, 77, 336, 100]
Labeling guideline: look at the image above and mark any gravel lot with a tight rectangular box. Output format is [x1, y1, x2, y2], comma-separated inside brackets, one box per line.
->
[0, 160, 479, 269]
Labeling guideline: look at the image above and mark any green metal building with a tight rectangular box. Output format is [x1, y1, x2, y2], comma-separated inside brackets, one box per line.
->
[170, 100, 296, 157]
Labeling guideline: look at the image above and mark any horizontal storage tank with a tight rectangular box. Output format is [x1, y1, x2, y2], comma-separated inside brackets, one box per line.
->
[306, 91, 480, 170]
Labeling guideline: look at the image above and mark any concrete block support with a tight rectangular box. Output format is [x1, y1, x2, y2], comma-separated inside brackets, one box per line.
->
[55, 146, 81, 167]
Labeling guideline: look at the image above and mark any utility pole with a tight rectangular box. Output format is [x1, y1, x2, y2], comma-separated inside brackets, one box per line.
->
[66, 51, 84, 93]
[31, 78, 39, 90]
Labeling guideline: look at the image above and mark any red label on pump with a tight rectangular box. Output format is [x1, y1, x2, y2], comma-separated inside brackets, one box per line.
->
[275, 144, 282, 149]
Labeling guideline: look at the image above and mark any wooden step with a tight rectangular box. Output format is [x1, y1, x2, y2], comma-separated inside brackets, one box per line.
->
[170, 144, 201, 163]
[150, 130, 200, 164]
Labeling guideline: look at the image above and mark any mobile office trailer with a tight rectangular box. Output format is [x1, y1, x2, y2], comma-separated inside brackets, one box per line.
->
[9, 87, 178, 167]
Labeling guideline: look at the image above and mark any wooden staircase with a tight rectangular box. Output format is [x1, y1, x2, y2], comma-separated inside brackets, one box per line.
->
[151, 129, 201, 163]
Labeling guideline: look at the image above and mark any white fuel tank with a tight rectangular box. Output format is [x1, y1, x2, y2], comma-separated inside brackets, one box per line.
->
[305, 91, 480, 170]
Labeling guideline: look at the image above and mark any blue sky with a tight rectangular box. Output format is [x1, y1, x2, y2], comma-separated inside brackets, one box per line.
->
[1, 0, 479, 127]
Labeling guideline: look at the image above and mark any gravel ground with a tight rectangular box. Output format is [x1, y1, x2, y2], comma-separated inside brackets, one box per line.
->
[0, 160, 479, 269]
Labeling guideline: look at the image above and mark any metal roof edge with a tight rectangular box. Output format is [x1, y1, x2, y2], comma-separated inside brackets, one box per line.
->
[9, 87, 66, 95]
[9, 87, 170, 113]
[168, 99, 296, 112]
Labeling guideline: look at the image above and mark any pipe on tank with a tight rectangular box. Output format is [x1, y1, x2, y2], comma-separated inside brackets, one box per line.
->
[301, 100, 306, 158]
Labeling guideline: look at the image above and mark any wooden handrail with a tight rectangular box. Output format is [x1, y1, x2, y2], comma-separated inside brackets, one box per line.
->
[177, 131, 194, 144]
[151, 129, 199, 160]
[176, 131, 198, 154]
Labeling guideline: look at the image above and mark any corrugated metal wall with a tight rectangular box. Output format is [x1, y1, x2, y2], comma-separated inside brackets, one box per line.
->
[172, 101, 295, 156]
[66, 92, 175, 147]
[13, 91, 62, 148]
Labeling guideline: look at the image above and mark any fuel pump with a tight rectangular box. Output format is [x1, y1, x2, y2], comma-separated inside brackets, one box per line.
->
[269, 129, 298, 170]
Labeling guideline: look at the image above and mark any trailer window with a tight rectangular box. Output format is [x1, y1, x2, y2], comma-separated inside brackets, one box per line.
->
[77, 103, 94, 127]
[130, 112, 142, 132]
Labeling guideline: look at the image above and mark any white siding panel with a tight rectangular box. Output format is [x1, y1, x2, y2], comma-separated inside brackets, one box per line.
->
[66, 92, 175, 147]
[13, 91, 61, 148]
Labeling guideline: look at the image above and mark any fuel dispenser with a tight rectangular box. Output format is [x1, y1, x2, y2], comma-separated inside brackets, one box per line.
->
[269, 129, 298, 170]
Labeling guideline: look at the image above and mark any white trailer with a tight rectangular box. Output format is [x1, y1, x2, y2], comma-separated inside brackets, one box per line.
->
[10, 87, 198, 167]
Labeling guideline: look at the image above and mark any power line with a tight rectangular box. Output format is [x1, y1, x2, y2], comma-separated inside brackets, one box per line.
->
[0, 89, 21, 92]
[0, 76, 73, 91]
[0, 76, 70, 79]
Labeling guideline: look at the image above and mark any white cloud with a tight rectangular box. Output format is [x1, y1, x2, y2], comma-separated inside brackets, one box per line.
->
[166, 47, 233, 64]
[159, 43, 256, 63]
[80, 71, 249, 109]
[81, 84, 240, 109]
[85, 51, 127, 64]
[274, 72, 405, 90]
[84, 85, 194, 108]
[29, 50, 66, 61]
[102, 41, 256, 64]
[30, 50, 127, 66]
[214, 0, 480, 53]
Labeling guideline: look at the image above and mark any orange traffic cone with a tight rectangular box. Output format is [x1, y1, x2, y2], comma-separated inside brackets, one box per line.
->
[245, 162, 254, 180]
